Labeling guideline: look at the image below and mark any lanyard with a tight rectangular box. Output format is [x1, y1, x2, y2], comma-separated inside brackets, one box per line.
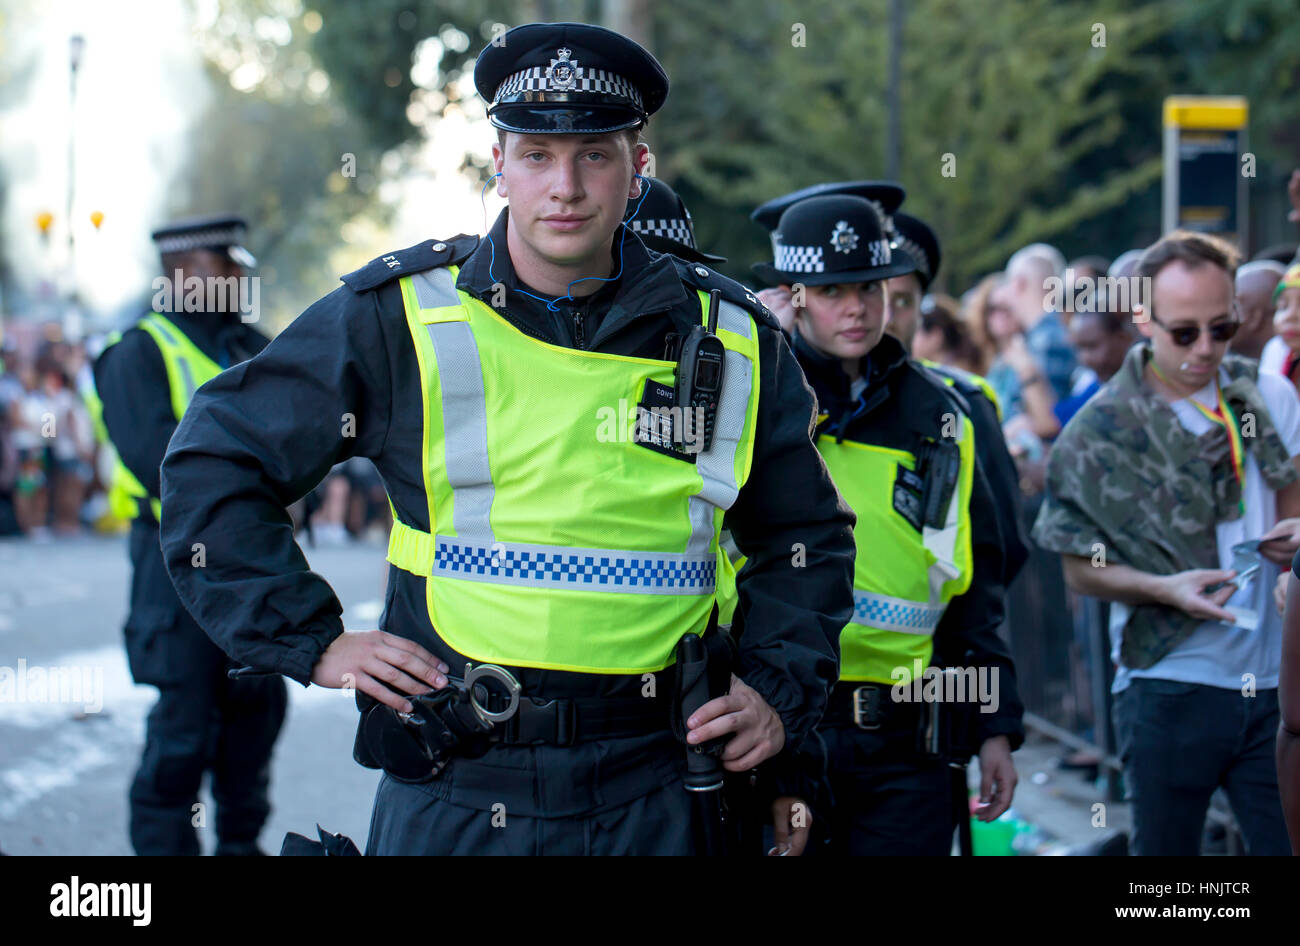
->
[1151, 361, 1246, 513]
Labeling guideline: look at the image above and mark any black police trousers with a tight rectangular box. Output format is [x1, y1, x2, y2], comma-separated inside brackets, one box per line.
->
[815, 724, 956, 856]
[364, 731, 695, 855]
[124, 522, 287, 855]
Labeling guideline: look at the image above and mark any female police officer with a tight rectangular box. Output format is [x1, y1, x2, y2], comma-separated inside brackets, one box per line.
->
[157, 22, 855, 855]
[753, 194, 1023, 854]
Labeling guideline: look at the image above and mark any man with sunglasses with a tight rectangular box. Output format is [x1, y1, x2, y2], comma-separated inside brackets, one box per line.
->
[1034, 230, 1300, 855]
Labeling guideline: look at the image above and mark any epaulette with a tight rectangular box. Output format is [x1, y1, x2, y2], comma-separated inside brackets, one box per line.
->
[912, 360, 972, 420]
[340, 234, 479, 293]
[671, 257, 781, 332]
[919, 358, 1002, 420]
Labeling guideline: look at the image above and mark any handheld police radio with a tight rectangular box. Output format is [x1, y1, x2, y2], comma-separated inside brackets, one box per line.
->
[674, 288, 726, 454]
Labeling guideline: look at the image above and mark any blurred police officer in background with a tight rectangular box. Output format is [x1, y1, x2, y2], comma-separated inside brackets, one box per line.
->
[91, 216, 285, 856]
[158, 23, 855, 855]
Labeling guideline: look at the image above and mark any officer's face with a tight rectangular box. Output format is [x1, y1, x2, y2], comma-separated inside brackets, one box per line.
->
[884, 273, 923, 351]
[493, 132, 646, 278]
[793, 280, 889, 365]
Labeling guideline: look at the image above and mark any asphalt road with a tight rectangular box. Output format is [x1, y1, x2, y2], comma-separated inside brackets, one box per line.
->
[0, 531, 390, 856]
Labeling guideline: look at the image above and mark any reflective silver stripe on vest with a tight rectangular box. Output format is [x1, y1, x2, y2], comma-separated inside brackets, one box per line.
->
[432, 536, 715, 595]
[412, 269, 497, 545]
[850, 590, 944, 635]
[145, 315, 197, 403]
[685, 299, 754, 557]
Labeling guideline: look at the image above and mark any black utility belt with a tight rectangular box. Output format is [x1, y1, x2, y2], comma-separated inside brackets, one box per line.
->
[353, 663, 673, 784]
[824, 681, 980, 763]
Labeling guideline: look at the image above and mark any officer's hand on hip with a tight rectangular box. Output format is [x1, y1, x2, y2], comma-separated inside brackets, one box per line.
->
[972, 735, 1017, 822]
[770, 796, 811, 856]
[686, 673, 785, 771]
[310, 629, 449, 713]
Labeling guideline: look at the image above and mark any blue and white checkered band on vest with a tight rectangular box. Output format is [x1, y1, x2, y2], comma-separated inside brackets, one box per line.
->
[631, 217, 695, 248]
[771, 235, 825, 273]
[493, 65, 644, 109]
[436, 540, 716, 590]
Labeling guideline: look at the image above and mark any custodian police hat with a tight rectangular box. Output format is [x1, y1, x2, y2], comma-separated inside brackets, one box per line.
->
[625, 176, 726, 265]
[474, 22, 669, 135]
[752, 195, 915, 287]
[891, 212, 942, 289]
[751, 180, 906, 235]
[151, 214, 256, 268]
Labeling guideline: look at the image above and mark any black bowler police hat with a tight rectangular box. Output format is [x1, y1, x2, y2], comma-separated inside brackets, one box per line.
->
[625, 176, 726, 265]
[750, 180, 906, 234]
[151, 214, 256, 268]
[752, 195, 916, 287]
[892, 212, 942, 290]
[474, 22, 669, 135]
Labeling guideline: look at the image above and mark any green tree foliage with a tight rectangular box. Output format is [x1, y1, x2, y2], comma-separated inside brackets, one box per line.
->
[191, 0, 1300, 301]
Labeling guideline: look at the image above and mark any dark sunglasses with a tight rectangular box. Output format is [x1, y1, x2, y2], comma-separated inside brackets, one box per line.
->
[1151, 316, 1240, 347]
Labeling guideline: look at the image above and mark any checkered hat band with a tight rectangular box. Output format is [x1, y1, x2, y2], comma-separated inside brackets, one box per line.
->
[895, 235, 931, 280]
[433, 539, 717, 594]
[631, 218, 696, 248]
[154, 227, 243, 254]
[772, 240, 825, 273]
[494, 66, 644, 109]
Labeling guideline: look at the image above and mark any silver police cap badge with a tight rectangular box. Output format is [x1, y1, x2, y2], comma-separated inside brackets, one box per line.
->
[546, 47, 579, 91]
[830, 220, 859, 254]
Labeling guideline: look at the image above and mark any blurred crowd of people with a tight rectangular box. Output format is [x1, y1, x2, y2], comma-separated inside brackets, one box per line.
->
[0, 329, 98, 539]
[0, 325, 390, 543]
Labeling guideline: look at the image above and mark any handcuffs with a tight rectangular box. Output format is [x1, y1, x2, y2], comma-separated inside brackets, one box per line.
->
[358, 663, 523, 783]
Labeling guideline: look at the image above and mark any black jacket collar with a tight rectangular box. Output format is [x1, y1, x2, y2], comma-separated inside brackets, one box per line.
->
[456, 208, 692, 348]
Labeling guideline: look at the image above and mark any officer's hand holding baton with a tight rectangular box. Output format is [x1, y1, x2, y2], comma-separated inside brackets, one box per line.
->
[686, 673, 786, 771]
[311, 629, 450, 713]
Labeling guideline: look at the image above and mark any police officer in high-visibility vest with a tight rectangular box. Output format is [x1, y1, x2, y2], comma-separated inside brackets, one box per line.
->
[91, 216, 286, 855]
[753, 194, 1024, 854]
[753, 184, 1030, 587]
[157, 23, 855, 856]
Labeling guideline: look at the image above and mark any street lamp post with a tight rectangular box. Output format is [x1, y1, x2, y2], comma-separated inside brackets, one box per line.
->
[66, 34, 85, 336]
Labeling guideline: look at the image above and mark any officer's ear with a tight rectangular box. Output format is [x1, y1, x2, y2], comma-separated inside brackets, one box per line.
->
[491, 141, 508, 198]
[628, 142, 650, 198]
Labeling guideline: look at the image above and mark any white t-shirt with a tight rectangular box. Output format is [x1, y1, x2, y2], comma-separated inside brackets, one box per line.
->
[1111, 368, 1300, 691]
[1261, 335, 1289, 376]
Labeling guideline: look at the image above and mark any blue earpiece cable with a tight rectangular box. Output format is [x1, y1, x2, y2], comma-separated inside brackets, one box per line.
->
[480, 172, 651, 312]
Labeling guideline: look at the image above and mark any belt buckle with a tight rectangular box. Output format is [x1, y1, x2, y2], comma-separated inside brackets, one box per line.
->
[852, 685, 884, 730]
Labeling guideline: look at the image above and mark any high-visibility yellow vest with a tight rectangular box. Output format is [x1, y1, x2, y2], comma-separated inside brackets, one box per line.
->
[88, 313, 223, 521]
[383, 266, 761, 674]
[819, 411, 976, 683]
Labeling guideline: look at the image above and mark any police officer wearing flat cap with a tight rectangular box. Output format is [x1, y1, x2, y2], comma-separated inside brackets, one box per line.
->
[91, 215, 283, 856]
[159, 23, 854, 855]
[755, 185, 1030, 589]
[626, 175, 727, 266]
[753, 194, 1024, 854]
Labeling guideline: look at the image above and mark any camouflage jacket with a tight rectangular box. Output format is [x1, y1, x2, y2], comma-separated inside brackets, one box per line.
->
[1032, 343, 1296, 669]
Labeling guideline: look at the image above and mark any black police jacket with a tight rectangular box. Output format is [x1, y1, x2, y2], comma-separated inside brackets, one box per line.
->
[792, 330, 1025, 751]
[94, 309, 269, 502]
[924, 362, 1031, 586]
[159, 208, 856, 749]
